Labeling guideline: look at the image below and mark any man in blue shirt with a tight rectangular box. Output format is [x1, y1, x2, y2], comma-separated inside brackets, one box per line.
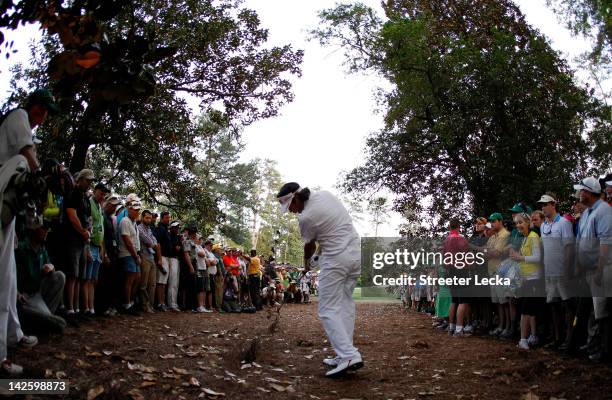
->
[574, 177, 612, 361]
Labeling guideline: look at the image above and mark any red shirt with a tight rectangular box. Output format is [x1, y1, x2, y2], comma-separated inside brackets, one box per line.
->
[442, 230, 470, 269]
[223, 255, 240, 276]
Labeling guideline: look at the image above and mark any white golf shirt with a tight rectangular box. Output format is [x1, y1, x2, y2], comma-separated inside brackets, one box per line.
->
[298, 190, 360, 257]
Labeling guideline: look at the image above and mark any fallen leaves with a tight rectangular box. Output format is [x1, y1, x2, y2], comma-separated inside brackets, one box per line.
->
[127, 388, 145, 400]
[523, 392, 539, 400]
[87, 385, 104, 400]
[201, 388, 226, 397]
[172, 367, 189, 375]
[76, 359, 92, 368]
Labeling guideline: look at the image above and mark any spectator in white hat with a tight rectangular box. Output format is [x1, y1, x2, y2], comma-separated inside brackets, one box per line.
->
[573, 177, 612, 361]
[118, 201, 142, 315]
[537, 193, 575, 349]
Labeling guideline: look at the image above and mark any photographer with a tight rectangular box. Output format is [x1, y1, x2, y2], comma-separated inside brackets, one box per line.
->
[0, 89, 58, 375]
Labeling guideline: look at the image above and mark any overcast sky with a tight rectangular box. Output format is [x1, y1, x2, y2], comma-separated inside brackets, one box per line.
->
[0, 0, 597, 236]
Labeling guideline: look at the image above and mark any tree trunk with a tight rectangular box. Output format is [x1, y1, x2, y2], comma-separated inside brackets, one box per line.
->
[70, 140, 90, 173]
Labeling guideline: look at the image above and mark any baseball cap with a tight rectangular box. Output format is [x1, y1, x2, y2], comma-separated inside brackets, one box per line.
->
[606, 180, 612, 187]
[104, 194, 121, 206]
[75, 169, 96, 181]
[28, 89, 60, 114]
[94, 182, 111, 193]
[488, 212, 503, 221]
[508, 202, 532, 214]
[126, 193, 141, 204]
[573, 176, 601, 194]
[169, 221, 181, 228]
[536, 194, 556, 204]
[128, 201, 142, 210]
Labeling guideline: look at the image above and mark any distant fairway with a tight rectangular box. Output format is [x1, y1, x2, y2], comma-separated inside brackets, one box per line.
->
[353, 286, 399, 302]
[311, 286, 399, 302]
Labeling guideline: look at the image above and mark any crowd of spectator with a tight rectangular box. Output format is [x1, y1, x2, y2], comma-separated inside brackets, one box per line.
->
[403, 176, 612, 361]
[0, 89, 316, 376]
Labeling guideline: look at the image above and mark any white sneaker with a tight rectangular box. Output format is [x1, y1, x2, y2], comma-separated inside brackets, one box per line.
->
[489, 327, 503, 336]
[463, 324, 474, 334]
[527, 335, 539, 347]
[325, 355, 363, 378]
[1, 359, 23, 376]
[18, 335, 38, 348]
[202, 308, 213, 313]
[322, 357, 340, 367]
[518, 339, 529, 350]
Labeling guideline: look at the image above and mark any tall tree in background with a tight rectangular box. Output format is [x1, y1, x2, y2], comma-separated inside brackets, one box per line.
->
[2, 0, 303, 233]
[367, 197, 390, 237]
[249, 160, 303, 264]
[311, 0, 611, 233]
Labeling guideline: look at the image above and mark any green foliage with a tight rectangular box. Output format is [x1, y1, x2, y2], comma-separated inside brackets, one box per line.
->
[3, 0, 303, 235]
[250, 160, 303, 265]
[546, 0, 612, 68]
[312, 0, 611, 233]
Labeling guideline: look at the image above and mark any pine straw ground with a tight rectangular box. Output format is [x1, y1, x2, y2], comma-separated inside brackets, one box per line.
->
[7, 302, 612, 400]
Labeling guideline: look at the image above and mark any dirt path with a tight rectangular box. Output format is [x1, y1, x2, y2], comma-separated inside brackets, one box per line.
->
[10, 302, 612, 399]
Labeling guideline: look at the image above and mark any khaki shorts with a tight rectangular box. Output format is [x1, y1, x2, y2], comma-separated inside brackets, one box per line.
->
[490, 274, 509, 304]
[586, 270, 612, 320]
[545, 276, 572, 303]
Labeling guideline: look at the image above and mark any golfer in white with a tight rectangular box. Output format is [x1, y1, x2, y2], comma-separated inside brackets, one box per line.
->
[277, 182, 363, 377]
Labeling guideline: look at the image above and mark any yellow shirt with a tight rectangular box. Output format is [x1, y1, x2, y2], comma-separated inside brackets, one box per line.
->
[519, 231, 541, 279]
[486, 228, 510, 275]
[43, 191, 61, 220]
[247, 256, 262, 276]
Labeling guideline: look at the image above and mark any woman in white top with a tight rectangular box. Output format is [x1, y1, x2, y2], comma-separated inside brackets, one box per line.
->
[277, 182, 363, 378]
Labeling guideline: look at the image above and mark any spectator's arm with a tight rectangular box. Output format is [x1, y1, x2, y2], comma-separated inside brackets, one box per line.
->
[19, 145, 39, 171]
[184, 248, 195, 273]
[138, 226, 154, 248]
[66, 208, 89, 240]
[155, 243, 162, 266]
[122, 234, 139, 260]
[596, 244, 610, 277]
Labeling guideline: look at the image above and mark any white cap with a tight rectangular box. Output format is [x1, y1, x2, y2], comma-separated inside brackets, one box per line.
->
[536, 194, 556, 204]
[169, 221, 181, 228]
[606, 180, 612, 187]
[128, 201, 142, 210]
[573, 177, 601, 194]
[104, 194, 121, 206]
[126, 193, 141, 204]
[277, 186, 300, 213]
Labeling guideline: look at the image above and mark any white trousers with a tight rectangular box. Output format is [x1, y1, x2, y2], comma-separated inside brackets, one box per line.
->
[318, 244, 361, 361]
[164, 257, 180, 308]
[0, 219, 23, 361]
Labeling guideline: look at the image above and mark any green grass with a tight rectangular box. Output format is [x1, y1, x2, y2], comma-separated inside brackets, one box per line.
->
[312, 287, 400, 302]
